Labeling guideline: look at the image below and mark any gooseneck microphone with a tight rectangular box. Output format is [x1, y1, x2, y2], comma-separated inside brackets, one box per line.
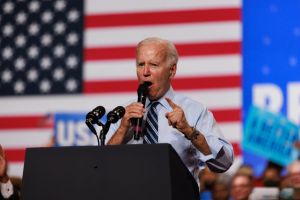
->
[106, 106, 126, 123]
[133, 82, 151, 140]
[85, 106, 106, 135]
[100, 106, 125, 145]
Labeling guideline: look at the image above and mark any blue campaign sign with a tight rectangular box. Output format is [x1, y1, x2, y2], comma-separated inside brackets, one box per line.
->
[243, 0, 300, 176]
[243, 106, 299, 166]
[54, 113, 105, 146]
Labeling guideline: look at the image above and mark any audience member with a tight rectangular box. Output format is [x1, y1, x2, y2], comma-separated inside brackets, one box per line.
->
[212, 175, 231, 200]
[284, 160, 300, 199]
[230, 173, 253, 200]
[0, 145, 20, 200]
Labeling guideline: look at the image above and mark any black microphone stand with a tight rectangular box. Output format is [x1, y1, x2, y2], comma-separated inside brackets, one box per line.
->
[99, 121, 112, 146]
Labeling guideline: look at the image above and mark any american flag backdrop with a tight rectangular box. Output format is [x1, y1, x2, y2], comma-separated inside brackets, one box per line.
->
[0, 0, 242, 177]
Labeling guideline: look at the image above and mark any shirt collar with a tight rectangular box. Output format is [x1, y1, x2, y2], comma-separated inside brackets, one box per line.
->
[145, 86, 175, 112]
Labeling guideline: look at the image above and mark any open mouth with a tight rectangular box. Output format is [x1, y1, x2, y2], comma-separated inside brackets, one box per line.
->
[143, 81, 152, 88]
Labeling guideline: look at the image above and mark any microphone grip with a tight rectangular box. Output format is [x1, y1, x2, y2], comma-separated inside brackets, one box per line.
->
[133, 94, 146, 140]
[133, 117, 143, 140]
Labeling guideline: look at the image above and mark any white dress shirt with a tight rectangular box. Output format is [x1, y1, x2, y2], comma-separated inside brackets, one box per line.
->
[106, 87, 234, 180]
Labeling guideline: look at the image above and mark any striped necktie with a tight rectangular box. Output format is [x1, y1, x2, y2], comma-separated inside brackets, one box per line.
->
[143, 102, 159, 144]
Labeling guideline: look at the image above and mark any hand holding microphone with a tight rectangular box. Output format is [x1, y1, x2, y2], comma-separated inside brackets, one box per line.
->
[133, 82, 151, 140]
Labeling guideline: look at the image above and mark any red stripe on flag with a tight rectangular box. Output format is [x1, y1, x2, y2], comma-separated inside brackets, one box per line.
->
[232, 142, 242, 156]
[84, 75, 241, 93]
[84, 41, 240, 61]
[6, 148, 26, 163]
[85, 8, 241, 28]
[0, 108, 240, 130]
[0, 116, 52, 129]
[6, 142, 242, 162]
[212, 108, 241, 122]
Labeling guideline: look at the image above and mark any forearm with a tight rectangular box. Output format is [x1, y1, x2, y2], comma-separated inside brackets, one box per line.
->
[183, 126, 233, 173]
[107, 126, 128, 145]
[183, 126, 212, 155]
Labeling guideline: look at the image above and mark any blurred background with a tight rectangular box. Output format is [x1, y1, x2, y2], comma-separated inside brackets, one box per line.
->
[0, 0, 299, 189]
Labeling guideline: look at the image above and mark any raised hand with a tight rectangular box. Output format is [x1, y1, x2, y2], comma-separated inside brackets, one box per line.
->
[165, 98, 192, 135]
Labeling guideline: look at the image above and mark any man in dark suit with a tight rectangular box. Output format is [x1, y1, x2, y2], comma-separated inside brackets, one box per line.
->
[0, 145, 20, 200]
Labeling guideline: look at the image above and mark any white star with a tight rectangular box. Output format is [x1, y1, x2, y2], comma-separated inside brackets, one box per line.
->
[54, 45, 65, 58]
[67, 32, 79, 45]
[53, 68, 65, 81]
[2, 46, 13, 60]
[3, 24, 14, 37]
[16, 12, 27, 25]
[28, 23, 40, 36]
[66, 55, 78, 69]
[3, 2, 14, 14]
[40, 56, 52, 70]
[42, 11, 53, 24]
[1, 69, 13, 83]
[15, 34, 27, 47]
[55, 0, 66, 11]
[41, 34, 52, 46]
[27, 68, 39, 82]
[66, 78, 78, 92]
[15, 57, 26, 71]
[28, 1, 40, 12]
[68, 9, 80, 22]
[28, 46, 39, 59]
[14, 80, 25, 94]
[40, 79, 51, 93]
[54, 22, 66, 35]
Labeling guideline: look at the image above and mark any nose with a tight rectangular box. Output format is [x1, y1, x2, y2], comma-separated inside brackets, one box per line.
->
[143, 64, 151, 76]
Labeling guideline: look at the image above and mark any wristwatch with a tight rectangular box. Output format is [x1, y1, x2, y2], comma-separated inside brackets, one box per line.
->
[185, 127, 200, 141]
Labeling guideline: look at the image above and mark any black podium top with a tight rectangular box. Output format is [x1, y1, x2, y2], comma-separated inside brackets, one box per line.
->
[21, 144, 199, 200]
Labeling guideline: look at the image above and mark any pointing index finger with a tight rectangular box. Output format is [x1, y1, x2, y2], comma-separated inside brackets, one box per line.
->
[165, 97, 178, 109]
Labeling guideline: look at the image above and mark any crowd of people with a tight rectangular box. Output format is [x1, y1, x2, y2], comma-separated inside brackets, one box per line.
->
[199, 160, 300, 200]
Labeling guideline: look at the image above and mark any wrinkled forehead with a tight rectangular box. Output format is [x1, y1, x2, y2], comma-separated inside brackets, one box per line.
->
[136, 42, 168, 60]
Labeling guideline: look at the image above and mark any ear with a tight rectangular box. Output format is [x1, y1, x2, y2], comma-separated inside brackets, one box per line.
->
[169, 64, 177, 78]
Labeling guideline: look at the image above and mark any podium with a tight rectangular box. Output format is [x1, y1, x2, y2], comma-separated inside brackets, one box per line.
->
[21, 144, 199, 200]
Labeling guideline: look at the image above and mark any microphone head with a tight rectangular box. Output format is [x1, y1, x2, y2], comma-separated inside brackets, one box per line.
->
[86, 106, 106, 124]
[107, 106, 125, 123]
[137, 82, 151, 95]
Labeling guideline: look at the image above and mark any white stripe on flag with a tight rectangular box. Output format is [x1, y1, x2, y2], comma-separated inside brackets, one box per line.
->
[0, 88, 240, 115]
[86, 0, 241, 14]
[85, 55, 241, 80]
[85, 22, 241, 47]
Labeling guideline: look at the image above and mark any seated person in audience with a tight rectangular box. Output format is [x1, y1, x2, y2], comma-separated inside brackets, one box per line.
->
[212, 175, 230, 200]
[230, 173, 253, 200]
[279, 161, 300, 199]
[0, 145, 20, 200]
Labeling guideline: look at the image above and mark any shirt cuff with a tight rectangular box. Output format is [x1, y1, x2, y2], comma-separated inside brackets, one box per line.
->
[1, 179, 14, 199]
[201, 153, 214, 162]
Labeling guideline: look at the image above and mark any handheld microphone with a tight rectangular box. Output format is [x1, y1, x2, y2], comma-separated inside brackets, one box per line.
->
[107, 106, 126, 123]
[133, 82, 151, 140]
[85, 106, 106, 135]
